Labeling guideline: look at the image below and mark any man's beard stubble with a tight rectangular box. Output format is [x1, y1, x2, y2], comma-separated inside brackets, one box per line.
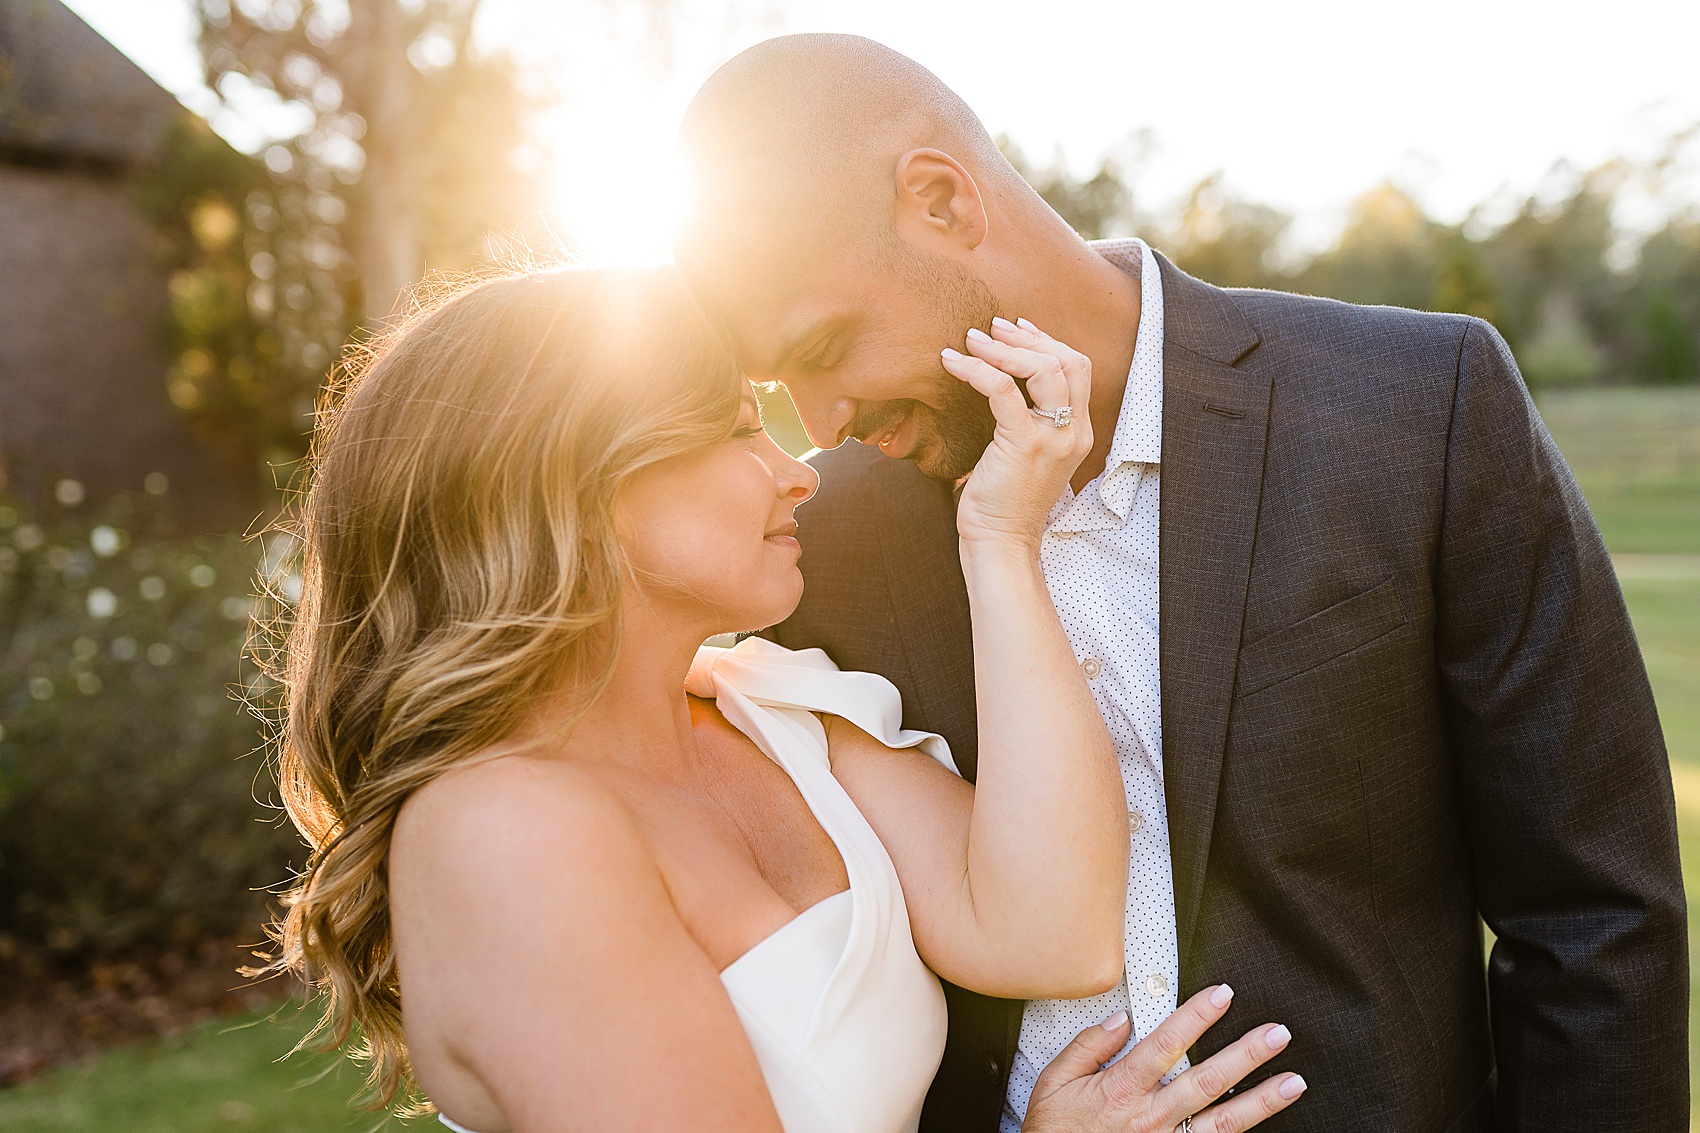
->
[853, 239, 999, 482]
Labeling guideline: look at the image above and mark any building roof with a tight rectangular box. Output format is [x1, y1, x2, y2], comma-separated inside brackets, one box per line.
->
[0, 0, 183, 167]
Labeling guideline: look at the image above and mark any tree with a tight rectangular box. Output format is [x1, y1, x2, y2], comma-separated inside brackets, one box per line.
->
[1000, 135, 1146, 242]
[1156, 175, 1292, 291]
[191, 0, 544, 325]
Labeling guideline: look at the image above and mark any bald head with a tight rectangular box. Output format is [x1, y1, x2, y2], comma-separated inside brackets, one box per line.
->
[677, 34, 1022, 255]
[670, 35, 1093, 481]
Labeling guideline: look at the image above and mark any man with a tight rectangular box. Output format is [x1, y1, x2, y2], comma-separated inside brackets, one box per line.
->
[674, 33, 1686, 1132]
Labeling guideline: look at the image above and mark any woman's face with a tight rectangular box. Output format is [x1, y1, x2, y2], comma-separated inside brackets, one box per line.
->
[615, 386, 820, 635]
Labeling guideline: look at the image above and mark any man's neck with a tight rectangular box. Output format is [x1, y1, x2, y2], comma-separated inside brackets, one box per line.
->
[1002, 234, 1142, 491]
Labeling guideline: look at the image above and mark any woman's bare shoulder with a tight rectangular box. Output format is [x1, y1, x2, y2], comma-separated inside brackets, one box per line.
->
[392, 752, 657, 904]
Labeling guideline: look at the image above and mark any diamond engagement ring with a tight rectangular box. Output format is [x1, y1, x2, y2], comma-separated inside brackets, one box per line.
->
[1179, 1118, 1193, 1133]
[1031, 405, 1073, 428]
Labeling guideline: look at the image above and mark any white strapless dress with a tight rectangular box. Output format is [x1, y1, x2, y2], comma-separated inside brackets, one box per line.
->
[439, 637, 953, 1133]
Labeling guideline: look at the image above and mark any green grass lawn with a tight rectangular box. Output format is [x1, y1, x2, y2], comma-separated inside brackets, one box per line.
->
[2, 386, 1696, 1130]
[0, 1004, 383, 1133]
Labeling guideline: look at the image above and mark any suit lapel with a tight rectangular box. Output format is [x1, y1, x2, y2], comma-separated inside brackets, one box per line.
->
[1153, 253, 1272, 958]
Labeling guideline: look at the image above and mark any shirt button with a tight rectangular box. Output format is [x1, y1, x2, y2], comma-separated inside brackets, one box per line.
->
[1128, 809, 1144, 834]
[1080, 657, 1103, 679]
[1146, 974, 1169, 997]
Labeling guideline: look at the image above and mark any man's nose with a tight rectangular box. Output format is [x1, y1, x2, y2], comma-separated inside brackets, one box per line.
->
[784, 380, 854, 448]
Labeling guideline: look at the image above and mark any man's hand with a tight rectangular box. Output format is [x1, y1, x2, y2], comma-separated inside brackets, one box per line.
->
[1022, 985, 1306, 1133]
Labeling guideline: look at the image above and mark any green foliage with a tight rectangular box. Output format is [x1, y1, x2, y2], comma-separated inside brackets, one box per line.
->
[1000, 135, 1143, 243]
[136, 112, 339, 473]
[1017, 135, 1700, 387]
[0, 486, 295, 966]
[192, 0, 545, 322]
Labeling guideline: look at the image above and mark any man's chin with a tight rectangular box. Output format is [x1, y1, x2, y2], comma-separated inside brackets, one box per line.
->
[908, 432, 980, 482]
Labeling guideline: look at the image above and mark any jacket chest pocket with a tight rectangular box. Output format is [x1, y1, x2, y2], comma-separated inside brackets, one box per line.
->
[1235, 576, 1407, 698]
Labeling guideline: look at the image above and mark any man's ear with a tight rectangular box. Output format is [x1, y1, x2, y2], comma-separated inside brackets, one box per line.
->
[893, 148, 987, 251]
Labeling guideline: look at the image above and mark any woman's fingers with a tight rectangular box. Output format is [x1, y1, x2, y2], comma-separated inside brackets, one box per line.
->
[1190, 1072, 1308, 1133]
[1013, 317, 1093, 425]
[1030, 1011, 1134, 1097]
[941, 347, 1039, 433]
[1110, 984, 1236, 1094]
[967, 326, 1070, 411]
[1158, 1022, 1292, 1123]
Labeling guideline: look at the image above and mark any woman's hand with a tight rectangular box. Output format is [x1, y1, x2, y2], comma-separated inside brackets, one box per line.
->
[942, 317, 1094, 555]
[1022, 985, 1307, 1133]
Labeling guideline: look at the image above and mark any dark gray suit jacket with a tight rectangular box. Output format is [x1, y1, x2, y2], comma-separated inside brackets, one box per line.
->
[766, 245, 1687, 1132]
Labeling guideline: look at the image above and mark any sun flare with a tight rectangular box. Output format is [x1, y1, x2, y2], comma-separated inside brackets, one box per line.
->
[540, 79, 690, 268]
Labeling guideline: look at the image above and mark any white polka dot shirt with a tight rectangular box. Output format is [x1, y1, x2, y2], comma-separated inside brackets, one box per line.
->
[1001, 239, 1182, 1131]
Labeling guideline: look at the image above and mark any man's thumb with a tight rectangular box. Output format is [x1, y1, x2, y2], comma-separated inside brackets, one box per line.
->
[1034, 1011, 1132, 1090]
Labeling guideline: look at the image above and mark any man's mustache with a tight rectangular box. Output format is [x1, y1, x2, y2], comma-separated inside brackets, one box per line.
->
[847, 399, 922, 443]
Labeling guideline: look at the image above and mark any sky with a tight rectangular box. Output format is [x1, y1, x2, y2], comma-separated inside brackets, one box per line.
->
[63, 0, 1700, 265]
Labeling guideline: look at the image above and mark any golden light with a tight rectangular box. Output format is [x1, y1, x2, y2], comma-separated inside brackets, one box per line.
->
[534, 37, 694, 268]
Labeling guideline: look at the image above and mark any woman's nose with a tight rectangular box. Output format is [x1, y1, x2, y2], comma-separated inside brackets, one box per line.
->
[774, 446, 819, 505]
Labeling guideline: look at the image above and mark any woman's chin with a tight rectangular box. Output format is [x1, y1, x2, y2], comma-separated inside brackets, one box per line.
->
[717, 573, 804, 639]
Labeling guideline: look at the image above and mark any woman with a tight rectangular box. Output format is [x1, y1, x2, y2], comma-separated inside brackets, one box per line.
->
[265, 266, 1303, 1132]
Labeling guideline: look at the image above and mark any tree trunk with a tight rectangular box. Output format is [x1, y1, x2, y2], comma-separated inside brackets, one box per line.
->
[345, 0, 424, 324]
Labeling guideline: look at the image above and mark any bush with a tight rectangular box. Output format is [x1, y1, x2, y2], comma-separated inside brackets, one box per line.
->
[0, 482, 297, 969]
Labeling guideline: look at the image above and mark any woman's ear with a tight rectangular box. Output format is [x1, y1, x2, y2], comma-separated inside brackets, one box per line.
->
[893, 148, 988, 251]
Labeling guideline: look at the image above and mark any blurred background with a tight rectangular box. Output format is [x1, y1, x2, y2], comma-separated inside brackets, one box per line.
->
[0, 0, 1695, 1128]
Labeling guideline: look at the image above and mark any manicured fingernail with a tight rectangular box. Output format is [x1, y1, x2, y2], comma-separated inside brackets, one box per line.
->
[1017, 317, 1039, 332]
[966, 327, 992, 343]
[1100, 1010, 1129, 1031]
[1278, 1074, 1307, 1099]
[941, 347, 964, 361]
[991, 316, 1018, 331]
[1265, 1024, 1291, 1050]
[1209, 983, 1234, 1008]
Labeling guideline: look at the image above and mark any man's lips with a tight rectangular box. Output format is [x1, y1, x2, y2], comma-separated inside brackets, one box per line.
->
[861, 406, 918, 459]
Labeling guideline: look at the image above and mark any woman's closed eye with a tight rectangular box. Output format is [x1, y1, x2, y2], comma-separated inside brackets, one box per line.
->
[733, 397, 766, 439]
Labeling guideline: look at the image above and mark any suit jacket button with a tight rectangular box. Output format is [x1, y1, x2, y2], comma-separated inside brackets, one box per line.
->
[985, 1055, 1002, 1079]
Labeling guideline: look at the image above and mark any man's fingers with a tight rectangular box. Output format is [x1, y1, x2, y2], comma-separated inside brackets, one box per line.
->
[1190, 1073, 1308, 1133]
[1030, 1011, 1134, 1096]
[1161, 1023, 1292, 1121]
[1110, 984, 1235, 1094]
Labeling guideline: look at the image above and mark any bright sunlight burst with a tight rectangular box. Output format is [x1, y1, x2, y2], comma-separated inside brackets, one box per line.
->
[525, 7, 698, 268]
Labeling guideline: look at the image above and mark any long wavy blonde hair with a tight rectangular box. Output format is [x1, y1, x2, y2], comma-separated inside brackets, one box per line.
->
[258, 266, 744, 1109]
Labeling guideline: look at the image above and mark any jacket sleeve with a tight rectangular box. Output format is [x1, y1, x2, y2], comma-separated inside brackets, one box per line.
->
[1435, 319, 1688, 1129]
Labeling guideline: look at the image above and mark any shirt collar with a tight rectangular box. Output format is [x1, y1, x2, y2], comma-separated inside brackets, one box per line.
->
[1045, 239, 1165, 533]
[1106, 239, 1164, 469]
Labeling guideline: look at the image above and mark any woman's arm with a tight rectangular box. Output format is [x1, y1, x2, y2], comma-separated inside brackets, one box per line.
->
[388, 759, 784, 1133]
[829, 319, 1127, 999]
